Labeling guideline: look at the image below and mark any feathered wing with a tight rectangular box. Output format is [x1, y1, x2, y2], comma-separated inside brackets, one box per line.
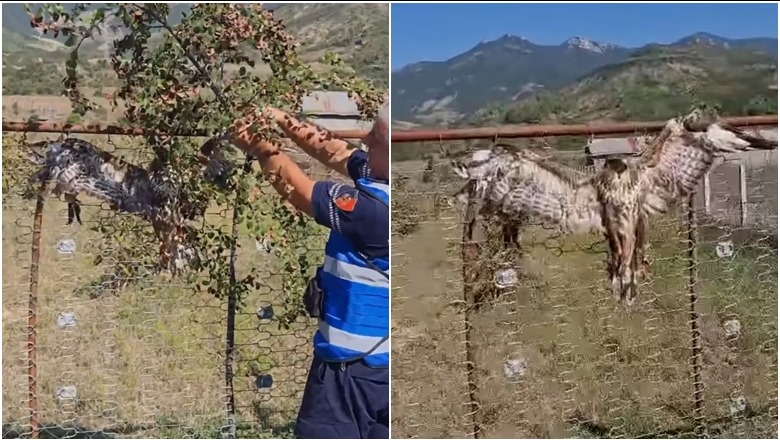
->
[24, 137, 242, 219]
[24, 139, 155, 216]
[706, 123, 778, 151]
[502, 150, 604, 234]
[454, 147, 604, 235]
[638, 118, 779, 218]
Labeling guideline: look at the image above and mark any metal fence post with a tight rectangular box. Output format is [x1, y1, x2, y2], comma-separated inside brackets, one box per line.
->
[26, 186, 47, 440]
[461, 181, 483, 439]
[223, 289, 238, 439]
[223, 159, 253, 439]
[686, 194, 706, 438]
[738, 161, 747, 227]
[703, 172, 711, 215]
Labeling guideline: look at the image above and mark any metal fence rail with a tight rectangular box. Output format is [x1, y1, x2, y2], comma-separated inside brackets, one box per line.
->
[390, 117, 778, 439]
[2, 121, 369, 140]
[390, 115, 778, 142]
[1, 130, 341, 439]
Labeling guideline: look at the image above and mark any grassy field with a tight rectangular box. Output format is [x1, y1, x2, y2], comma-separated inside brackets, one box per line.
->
[390, 158, 778, 439]
[1, 134, 334, 439]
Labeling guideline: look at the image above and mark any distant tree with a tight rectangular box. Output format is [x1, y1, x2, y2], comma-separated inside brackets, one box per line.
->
[66, 112, 82, 125]
[743, 96, 777, 116]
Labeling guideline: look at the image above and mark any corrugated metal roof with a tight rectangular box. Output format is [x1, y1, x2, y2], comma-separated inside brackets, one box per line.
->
[301, 91, 372, 137]
[302, 91, 362, 116]
[586, 137, 641, 156]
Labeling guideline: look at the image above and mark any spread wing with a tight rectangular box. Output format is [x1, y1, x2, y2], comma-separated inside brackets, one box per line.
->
[65, 173, 137, 210]
[502, 150, 604, 234]
[24, 139, 142, 209]
[638, 116, 778, 217]
[452, 146, 604, 235]
[710, 124, 778, 151]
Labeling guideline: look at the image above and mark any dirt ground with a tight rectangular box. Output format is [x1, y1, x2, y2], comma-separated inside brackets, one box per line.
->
[390, 162, 778, 439]
[3, 92, 123, 124]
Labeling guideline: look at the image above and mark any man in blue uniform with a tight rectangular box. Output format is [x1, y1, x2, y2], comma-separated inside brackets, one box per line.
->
[226, 102, 390, 439]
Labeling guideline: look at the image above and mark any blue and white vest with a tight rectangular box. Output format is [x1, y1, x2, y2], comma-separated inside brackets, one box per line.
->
[312, 177, 390, 368]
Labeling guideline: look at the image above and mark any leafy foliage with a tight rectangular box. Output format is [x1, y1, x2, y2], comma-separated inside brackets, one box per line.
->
[25, 3, 385, 326]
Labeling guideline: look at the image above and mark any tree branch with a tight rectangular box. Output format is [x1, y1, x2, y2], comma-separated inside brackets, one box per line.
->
[139, 4, 230, 108]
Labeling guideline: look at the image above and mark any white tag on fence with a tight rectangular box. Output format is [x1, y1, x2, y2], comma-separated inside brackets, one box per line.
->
[503, 357, 527, 380]
[716, 241, 734, 258]
[57, 312, 77, 329]
[723, 319, 741, 339]
[730, 396, 747, 416]
[56, 239, 76, 255]
[256, 238, 272, 253]
[494, 267, 518, 289]
[256, 305, 274, 320]
[56, 385, 78, 402]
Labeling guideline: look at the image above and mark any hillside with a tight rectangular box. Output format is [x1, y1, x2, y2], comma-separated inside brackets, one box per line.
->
[500, 43, 778, 125]
[1, 3, 388, 98]
[273, 3, 389, 86]
[392, 32, 778, 127]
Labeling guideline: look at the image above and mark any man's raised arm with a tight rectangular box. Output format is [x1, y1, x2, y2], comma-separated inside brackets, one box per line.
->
[227, 118, 317, 217]
[264, 107, 359, 178]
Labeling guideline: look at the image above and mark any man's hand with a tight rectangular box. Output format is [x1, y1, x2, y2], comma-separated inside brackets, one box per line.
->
[224, 115, 316, 217]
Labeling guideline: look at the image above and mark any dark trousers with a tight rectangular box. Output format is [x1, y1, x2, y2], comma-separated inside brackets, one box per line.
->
[294, 355, 389, 439]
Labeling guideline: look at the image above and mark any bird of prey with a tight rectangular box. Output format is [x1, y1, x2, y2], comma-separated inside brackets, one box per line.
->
[24, 138, 163, 224]
[448, 111, 777, 305]
[22, 137, 235, 272]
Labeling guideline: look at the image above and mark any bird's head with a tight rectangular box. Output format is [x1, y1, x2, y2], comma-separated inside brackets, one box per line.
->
[448, 146, 512, 205]
[21, 140, 63, 165]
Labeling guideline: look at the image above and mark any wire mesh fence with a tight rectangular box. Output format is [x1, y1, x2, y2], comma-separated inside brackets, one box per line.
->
[390, 129, 778, 439]
[1, 130, 351, 439]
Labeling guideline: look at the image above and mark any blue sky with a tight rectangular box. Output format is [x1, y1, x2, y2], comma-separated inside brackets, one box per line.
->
[391, 2, 779, 70]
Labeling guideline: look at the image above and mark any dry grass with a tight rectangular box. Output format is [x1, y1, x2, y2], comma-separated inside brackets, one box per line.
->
[1, 135, 335, 438]
[391, 164, 778, 439]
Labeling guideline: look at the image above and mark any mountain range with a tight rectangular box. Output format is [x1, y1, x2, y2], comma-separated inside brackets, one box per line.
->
[392, 32, 778, 126]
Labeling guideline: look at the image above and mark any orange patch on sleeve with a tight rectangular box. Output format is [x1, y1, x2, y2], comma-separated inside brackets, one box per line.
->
[334, 193, 358, 212]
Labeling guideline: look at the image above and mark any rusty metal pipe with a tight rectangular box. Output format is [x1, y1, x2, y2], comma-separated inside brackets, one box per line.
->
[391, 115, 778, 143]
[2, 121, 369, 139]
[28, 184, 47, 440]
